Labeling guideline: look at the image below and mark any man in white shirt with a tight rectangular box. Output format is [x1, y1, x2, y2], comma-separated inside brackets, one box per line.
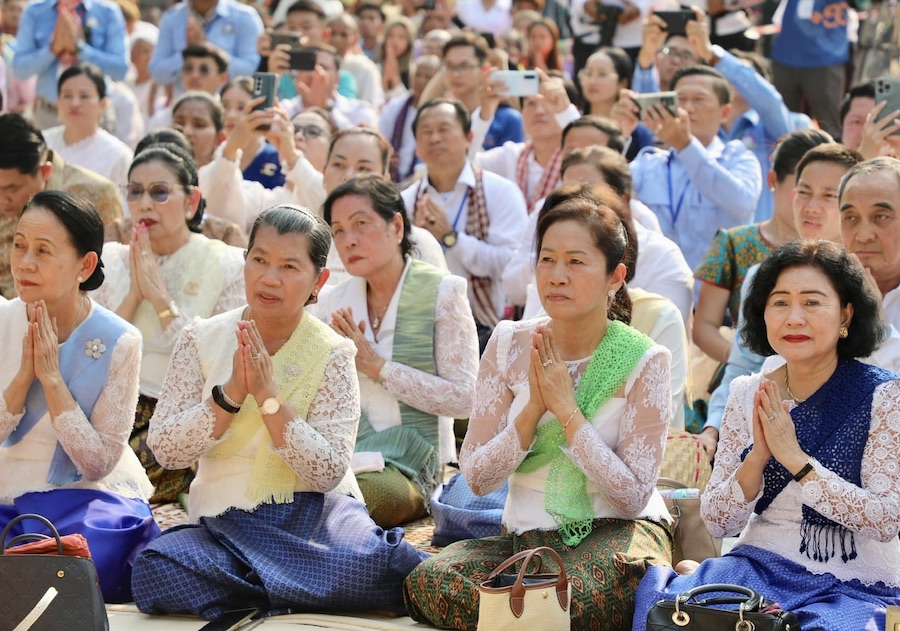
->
[839, 157, 900, 330]
[283, 45, 377, 129]
[455, 0, 513, 35]
[402, 98, 527, 348]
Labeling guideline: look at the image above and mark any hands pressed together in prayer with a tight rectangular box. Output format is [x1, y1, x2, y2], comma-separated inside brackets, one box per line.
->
[223, 318, 278, 408]
[127, 223, 175, 321]
[747, 378, 810, 478]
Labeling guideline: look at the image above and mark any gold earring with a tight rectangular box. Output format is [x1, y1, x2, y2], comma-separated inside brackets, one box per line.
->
[839, 325, 849, 338]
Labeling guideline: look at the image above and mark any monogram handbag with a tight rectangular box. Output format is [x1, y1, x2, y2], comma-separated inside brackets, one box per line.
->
[647, 584, 801, 631]
[657, 477, 721, 566]
[477, 546, 571, 631]
[0, 513, 109, 631]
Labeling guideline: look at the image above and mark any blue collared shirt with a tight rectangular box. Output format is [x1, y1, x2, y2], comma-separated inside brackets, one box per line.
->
[149, 0, 262, 88]
[12, 0, 127, 104]
[630, 136, 762, 273]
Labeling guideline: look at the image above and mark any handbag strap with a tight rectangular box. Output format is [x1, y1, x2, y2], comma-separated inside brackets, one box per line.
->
[677, 584, 763, 611]
[1, 514, 63, 556]
[487, 546, 569, 618]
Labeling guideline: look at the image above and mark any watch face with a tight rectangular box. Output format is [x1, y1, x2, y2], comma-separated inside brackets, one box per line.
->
[442, 231, 458, 247]
[262, 397, 280, 415]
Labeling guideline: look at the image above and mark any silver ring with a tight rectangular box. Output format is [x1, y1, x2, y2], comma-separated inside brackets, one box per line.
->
[542, 359, 553, 367]
[252, 352, 261, 360]
[768, 411, 777, 421]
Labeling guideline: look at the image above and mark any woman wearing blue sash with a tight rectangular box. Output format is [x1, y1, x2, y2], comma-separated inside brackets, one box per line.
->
[631, 240, 900, 630]
[0, 190, 159, 603]
[131, 205, 427, 619]
[314, 174, 479, 528]
[404, 185, 674, 630]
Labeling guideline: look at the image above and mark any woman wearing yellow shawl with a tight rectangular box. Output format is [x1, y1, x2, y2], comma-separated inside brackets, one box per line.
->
[131, 205, 427, 621]
[404, 185, 675, 630]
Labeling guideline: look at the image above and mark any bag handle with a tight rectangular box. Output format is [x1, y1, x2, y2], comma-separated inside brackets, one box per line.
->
[676, 584, 763, 611]
[1, 514, 64, 556]
[486, 546, 569, 618]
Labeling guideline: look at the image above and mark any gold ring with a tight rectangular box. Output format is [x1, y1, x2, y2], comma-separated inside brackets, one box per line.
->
[542, 359, 553, 367]
[252, 352, 261, 360]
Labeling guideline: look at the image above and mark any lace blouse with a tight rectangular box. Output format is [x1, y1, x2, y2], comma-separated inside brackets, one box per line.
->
[148, 309, 362, 521]
[702, 373, 900, 587]
[460, 318, 673, 534]
[0, 299, 153, 504]
[92, 235, 247, 399]
[311, 263, 479, 464]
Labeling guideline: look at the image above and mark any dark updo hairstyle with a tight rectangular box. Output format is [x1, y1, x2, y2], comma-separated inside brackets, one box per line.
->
[135, 128, 193, 156]
[536, 183, 633, 323]
[741, 239, 887, 359]
[770, 128, 834, 183]
[22, 190, 105, 291]
[57, 62, 106, 100]
[248, 204, 332, 273]
[322, 174, 413, 259]
[129, 145, 205, 233]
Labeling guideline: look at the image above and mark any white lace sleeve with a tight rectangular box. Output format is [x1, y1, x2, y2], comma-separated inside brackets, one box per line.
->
[459, 323, 529, 495]
[51, 331, 142, 481]
[798, 380, 900, 541]
[272, 342, 360, 491]
[381, 276, 479, 419]
[147, 326, 220, 469]
[701, 375, 762, 538]
[0, 393, 27, 443]
[566, 347, 671, 517]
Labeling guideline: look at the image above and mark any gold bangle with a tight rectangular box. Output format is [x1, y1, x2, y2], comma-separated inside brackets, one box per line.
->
[562, 407, 579, 429]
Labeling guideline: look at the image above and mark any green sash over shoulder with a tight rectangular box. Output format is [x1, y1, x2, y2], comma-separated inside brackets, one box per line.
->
[356, 259, 447, 495]
[517, 320, 654, 547]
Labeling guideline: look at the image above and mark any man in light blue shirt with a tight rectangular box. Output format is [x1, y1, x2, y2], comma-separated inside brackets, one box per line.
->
[630, 65, 762, 272]
[12, 0, 127, 127]
[150, 0, 262, 92]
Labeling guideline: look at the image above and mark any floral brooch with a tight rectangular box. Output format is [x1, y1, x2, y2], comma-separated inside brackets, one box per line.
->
[85, 338, 106, 359]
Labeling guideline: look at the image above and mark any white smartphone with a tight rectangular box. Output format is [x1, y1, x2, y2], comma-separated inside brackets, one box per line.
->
[489, 70, 540, 97]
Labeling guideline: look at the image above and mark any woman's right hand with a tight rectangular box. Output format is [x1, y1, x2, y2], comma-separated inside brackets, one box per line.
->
[127, 227, 145, 303]
[17, 304, 37, 385]
[749, 386, 773, 463]
[224, 326, 250, 404]
[224, 96, 271, 160]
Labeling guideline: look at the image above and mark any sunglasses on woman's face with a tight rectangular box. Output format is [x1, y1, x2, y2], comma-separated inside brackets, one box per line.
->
[124, 182, 178, 203]
[294, 125, 327, 140]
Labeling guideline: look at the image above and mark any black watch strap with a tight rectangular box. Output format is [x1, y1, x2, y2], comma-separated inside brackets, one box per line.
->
[212, 384, 241, 414]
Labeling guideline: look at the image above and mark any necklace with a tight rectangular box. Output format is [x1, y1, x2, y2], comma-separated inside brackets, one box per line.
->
[59, 294, 88, 342]
[369, 301, 389, 331]
[784, 367, 807, 404]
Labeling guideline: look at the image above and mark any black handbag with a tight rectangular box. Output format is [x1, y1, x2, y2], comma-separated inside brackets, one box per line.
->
[0, 513, 109, 631]
[646, 583, 801, 631]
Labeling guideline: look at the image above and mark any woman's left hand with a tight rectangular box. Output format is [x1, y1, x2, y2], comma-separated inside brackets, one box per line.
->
[331, 307, 385, 382]
[31, 301, 62, 385]
[531, 325, 576, 421]
[239, 319, 279, 403]
[133, 224, 172, 311]
[756, 379, 805, 467]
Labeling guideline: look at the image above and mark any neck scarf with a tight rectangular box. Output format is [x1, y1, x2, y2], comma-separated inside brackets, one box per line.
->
[389, 95, 416, 182]
[416, 164, 498, 326]
[515, 142, 563, 214]
[4, 303, 128, 485]
[356, 259, 446, 494]
[517, 321, 654, 547]
[206, 311, 338, 506]
[743, 360, 894, 563]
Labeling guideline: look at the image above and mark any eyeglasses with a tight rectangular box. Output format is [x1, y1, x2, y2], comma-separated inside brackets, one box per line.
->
[444, 62, 480, 74]
[182, 63, 215, 76]
[577, 70, 618, 81]
[124, 182, 180, 203]
[660, 47, 697, 63]
[295, 125, 328, 140]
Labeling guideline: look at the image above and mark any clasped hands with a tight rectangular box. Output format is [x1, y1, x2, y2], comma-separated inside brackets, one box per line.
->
[330, 307, 386, 382]
[16, 301, 65, 389]
[127, 223, 173, 317]
[223, 319, 278, 407]
[747, 379, 807, 473]
[524, 326, 577, 425]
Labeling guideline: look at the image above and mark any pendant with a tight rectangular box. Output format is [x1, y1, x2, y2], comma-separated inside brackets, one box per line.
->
[372, 315, 381, 330]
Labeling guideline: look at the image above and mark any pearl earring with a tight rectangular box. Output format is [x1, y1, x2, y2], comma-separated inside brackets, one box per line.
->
[76, 275, 84, 283]
[608, 290, 616, 298]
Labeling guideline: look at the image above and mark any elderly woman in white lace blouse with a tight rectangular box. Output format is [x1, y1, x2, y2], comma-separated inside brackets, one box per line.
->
[403, 185, 674, 631]
[92, 145, 246, 503]
[130, 205, 427, 620]
[312, 174, 479, 528]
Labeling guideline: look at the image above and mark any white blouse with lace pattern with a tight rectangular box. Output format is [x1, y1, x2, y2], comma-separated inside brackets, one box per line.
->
[702, 373, 900, 587]
[148, 309, 362, 521]
[311, 261, 480, 465]
[460, 318, 673, 534]
[0, 299, 153, 504]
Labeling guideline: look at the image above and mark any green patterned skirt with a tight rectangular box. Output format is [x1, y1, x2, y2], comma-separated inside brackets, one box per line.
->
[131, 394, 196, 504]
[403, 518, 673, 631]
[357, 464, 427, 528]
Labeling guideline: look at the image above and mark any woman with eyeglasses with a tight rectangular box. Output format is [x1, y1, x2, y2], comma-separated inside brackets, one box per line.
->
[291, 108, 336, 174]
[220, 77, 286, 190]
[92, 146, 247, 504]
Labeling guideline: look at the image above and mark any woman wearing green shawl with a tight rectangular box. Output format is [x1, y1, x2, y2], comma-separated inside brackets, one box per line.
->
[403, 184, 675, 631]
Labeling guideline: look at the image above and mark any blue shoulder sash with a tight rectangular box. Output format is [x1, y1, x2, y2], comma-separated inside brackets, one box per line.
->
[3, 304, 129, 485]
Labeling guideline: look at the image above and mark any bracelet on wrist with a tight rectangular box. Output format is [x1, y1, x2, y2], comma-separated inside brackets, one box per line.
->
[562, 407, 579, 430]
[792, 460, 814, 482]
[211, 384, 241, 414]
[221, 387, 242, 409]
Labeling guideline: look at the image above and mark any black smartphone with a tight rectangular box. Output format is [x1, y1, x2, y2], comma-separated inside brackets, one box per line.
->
[251, 72, 277, 131]
[654, 9, 696, 36]
[422, 0, 436, 10]
[270, 31, 302, 50]
[875, 75, 900, 136]
[288, 48, 317, 71]
[198, 608, 259, 631]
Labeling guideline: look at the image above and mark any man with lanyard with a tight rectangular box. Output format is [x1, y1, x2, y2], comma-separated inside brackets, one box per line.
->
[628, 64, 761, 274]
[149, 0, 261, 94]
[402, 98, 527, 350]
[474, 70, 580, 214]
[12, 0, 127, 129]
